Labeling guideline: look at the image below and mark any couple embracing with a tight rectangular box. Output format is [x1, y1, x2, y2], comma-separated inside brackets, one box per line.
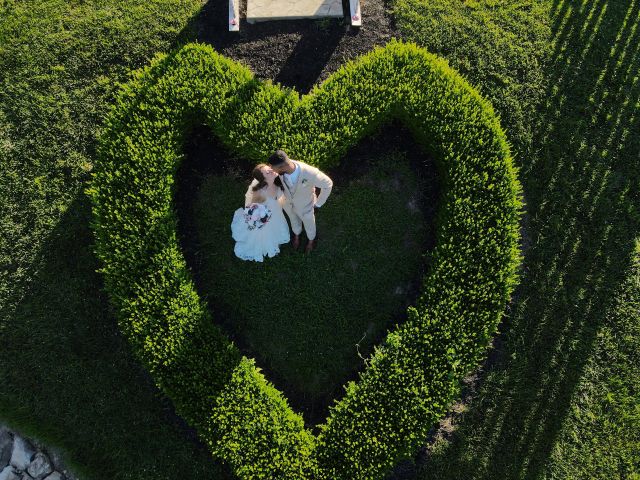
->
[230, 149, 333, 262]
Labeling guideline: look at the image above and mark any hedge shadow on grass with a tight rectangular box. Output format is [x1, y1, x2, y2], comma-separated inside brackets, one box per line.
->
[0, 192, 234, 480]
[174, 118, 441, 429]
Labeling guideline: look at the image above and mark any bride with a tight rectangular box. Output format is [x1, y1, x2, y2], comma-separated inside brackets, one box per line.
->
[230, 163, 291, 262]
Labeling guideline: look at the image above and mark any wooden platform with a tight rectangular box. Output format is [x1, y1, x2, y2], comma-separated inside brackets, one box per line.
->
[230, 0, 362, 31]
[246, 0, 343, 23]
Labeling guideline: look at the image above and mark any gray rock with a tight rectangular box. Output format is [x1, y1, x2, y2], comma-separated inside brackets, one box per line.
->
[40, 452, 60, 473]
[26, 453, 52, 480]
[0, 430, 13, 468]
[9, 437, 35, 471]
[0, 465, 21, 480]
[36, 452, 67, 480]
[0, 427, 73, 480]
[41, 473, 63, 480]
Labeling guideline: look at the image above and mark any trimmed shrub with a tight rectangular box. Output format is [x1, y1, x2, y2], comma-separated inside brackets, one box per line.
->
[86, 38, 523, 479]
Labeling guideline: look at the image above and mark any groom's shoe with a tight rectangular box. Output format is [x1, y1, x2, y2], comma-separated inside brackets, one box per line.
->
[292, 234, 301, 250]
[305, 238, 316, 254]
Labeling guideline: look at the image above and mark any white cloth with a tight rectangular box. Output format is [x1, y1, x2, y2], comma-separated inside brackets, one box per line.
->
[282, 161, 301, 192]
[231, 191, 290, 262]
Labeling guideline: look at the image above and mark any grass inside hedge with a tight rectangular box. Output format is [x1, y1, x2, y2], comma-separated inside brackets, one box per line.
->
[391, 0, 640, 477]
[187, 149, 431, 418]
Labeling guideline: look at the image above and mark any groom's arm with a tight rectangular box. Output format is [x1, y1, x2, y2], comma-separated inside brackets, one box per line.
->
[312, 168, 333, 208]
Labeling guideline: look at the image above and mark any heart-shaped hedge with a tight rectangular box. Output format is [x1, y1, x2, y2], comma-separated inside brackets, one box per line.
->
[86, 39, 523, 479]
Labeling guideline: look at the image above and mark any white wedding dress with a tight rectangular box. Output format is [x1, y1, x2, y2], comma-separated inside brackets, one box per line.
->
[231, 189, 290, 262]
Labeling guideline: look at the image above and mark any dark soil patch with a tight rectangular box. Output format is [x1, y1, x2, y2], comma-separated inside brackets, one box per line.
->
[186, 0, 399, 95]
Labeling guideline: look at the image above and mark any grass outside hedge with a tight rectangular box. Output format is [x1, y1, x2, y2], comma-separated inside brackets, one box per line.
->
[392, 1, 640, 478]
[86, 39, 523, 479]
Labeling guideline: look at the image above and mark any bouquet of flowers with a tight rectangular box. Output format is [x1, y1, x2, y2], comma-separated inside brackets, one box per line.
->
[242, 203, 272, 230]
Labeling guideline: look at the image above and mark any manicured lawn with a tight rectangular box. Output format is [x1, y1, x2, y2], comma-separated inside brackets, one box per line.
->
[1, 0, 637, 478]
[392, 0, 640, 477]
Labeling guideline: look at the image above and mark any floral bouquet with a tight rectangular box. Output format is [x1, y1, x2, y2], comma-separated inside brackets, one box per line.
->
[243, 203, 272, 230]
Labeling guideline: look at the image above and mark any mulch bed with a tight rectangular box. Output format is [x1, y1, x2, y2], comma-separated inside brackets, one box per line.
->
[188, 0, 399, 95]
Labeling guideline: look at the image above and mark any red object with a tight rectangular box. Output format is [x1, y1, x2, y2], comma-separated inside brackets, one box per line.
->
[305, 238, 316, 254]
[230, 18, 237, 25]
[352, 14, 359, 20]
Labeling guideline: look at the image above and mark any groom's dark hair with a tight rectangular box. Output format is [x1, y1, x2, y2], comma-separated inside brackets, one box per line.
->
[268, 149, 289, 166]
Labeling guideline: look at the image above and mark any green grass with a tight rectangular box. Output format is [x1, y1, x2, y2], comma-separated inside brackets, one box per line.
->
[1, 0, 638, 477]
[189, 152, 431, 404]
[0, 1, 234, 478]
[392, 0, 551, 158]
[392, 0, 640, 477]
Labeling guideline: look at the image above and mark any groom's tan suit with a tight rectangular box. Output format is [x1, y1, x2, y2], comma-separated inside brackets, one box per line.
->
[279, 160, 333, 241]
[244, 161, 333, 241]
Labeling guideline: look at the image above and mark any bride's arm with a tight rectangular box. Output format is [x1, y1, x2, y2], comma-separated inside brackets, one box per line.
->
[245, 179, 259, 207]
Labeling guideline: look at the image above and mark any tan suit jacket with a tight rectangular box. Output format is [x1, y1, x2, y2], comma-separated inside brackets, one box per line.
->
[245, 160, 333, 214]
[279, 160, 333, 216]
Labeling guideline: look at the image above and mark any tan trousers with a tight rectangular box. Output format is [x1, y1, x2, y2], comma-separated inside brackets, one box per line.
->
[284, 204, 317, 240]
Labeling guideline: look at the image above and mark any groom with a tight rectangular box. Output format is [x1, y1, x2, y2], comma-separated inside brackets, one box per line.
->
[268, 149, 333, 253]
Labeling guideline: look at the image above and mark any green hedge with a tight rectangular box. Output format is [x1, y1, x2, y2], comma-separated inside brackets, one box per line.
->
[86, 39, 523, 479]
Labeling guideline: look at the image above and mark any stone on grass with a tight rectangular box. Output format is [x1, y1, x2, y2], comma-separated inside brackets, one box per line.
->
[0, 429, 13, 469]
[9, 437, 35, 471]
[26, 453, 52, 480]
[0, 465, 21, 480]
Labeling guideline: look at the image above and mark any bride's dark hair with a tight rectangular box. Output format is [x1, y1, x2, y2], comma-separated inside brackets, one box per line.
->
[251, 163, 283, 192]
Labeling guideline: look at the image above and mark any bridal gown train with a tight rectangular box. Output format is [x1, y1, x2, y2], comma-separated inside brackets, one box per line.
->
[230, 192, 291, 262]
